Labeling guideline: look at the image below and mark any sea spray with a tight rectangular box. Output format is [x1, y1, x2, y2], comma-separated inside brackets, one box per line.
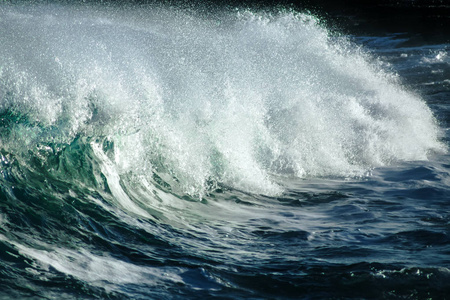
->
[0, 4, 444, 198]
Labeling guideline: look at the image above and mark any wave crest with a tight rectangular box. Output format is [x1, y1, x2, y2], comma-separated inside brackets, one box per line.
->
[0, 5, 445, 197]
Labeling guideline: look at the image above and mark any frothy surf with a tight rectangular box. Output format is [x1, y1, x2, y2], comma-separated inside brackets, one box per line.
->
[0, 4, 444, 198]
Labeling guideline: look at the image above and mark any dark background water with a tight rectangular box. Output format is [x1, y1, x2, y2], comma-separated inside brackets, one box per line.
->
[1, 1, 450, 299]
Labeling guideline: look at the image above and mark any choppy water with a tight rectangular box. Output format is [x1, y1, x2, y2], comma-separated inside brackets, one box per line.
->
[0, 2, 449, 299]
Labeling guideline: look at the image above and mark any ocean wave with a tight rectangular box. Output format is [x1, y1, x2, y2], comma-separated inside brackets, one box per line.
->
[0, 4, 445, 198]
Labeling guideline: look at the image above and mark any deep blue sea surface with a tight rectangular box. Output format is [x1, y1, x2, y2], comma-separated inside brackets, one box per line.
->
[0, 1, 449, 299]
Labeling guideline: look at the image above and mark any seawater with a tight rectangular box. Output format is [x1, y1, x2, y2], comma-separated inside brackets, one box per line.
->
[0, 2, 449, 299]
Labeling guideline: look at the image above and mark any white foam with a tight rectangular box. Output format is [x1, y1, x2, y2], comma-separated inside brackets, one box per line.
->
[0, 233, 184, 291]
[0, 4, 445, 197]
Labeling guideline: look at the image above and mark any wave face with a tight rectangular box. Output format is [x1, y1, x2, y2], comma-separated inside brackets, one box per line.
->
[0, 4, 444, 198]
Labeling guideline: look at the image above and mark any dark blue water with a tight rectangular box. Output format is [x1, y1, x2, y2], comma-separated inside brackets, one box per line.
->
[0, 2, 449, 299]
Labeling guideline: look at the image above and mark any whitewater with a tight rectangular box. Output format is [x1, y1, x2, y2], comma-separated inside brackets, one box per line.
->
[0, 2, 449, 299]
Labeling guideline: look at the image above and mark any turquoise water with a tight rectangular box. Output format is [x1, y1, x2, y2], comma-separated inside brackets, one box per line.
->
[0, 2, 449, 299]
